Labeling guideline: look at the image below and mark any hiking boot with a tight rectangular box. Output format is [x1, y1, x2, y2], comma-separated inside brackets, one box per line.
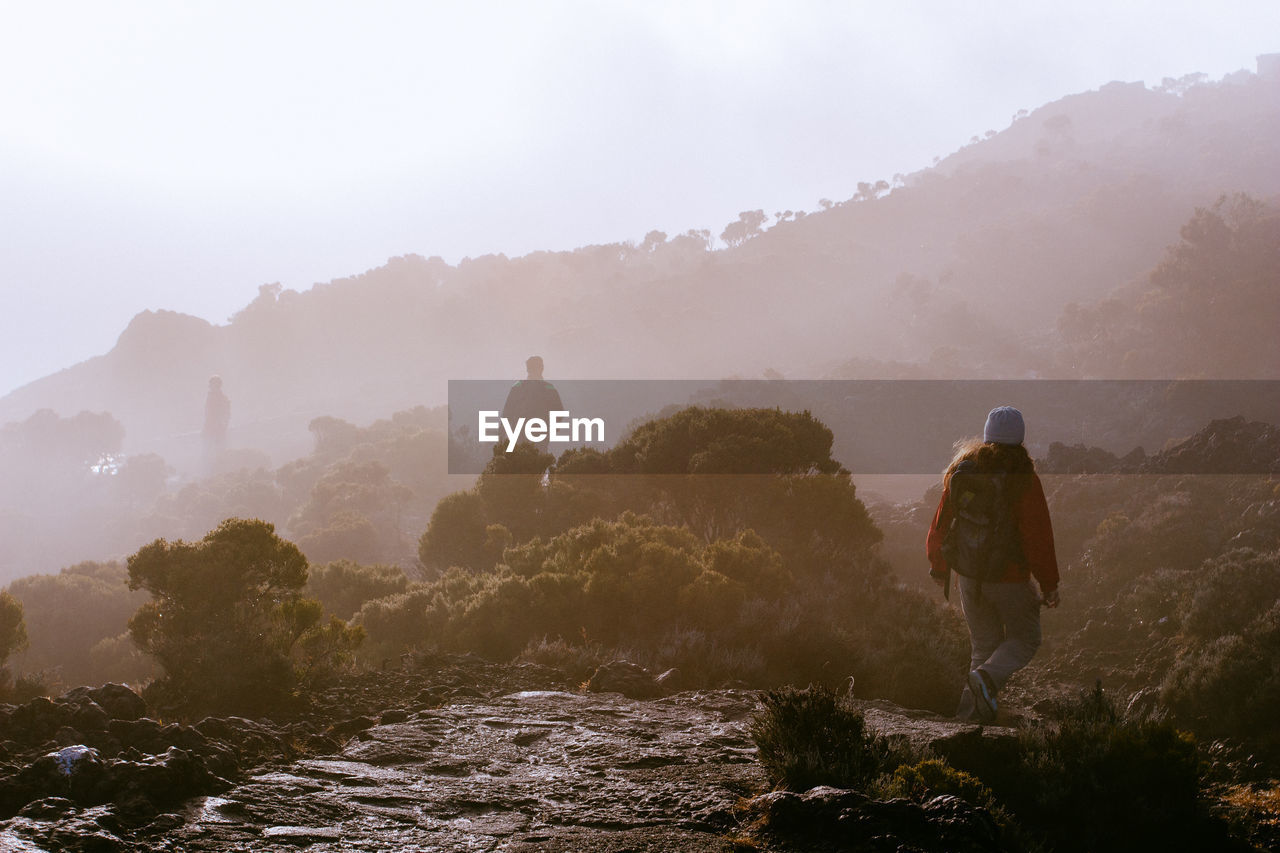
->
[968, 669, 998, 722]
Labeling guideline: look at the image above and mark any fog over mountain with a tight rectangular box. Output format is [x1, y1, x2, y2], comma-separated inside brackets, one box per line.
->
[4, 18, 1280, 846]
[1, 62, 1276, 471]
[5, 4, 1280, 397]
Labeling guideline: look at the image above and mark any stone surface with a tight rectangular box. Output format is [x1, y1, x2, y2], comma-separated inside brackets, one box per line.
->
[161, 688, 762, 851]
[86, 686, 148, 723]
[855, 699, 1021, 787]
[750, 785, 1005, 852]
[0, 657, 1057, 850]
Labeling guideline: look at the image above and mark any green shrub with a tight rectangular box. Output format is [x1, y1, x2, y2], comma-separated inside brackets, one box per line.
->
[0, 590, 28, 668]
[0, 670, 50, 703]
[306, 560, 409, 620]
[0, 590, 29, 700]
[88, 632, 160, 685]
[289, 460, 413, 565]
[620, 626, 768, 687]
[1179, 549, 1280, 641]
[750, 684, 912, 791]
[418, 490, 492, 573]
[843, 580, 969, 712]
[401, 406, 970, 707]
[293, 615, 366, 686]
[127, 518, 363, 714]
[517, 636, 607, 682]
[296, 511, 381, 566]
[5, 561, 146, 689]
[878, 758, 994, 807]
[1007, 682, 1225, 852]
[351, 585, 433, 662]
[371, 510, 966, 710]
[1161, 601, 1280, 756]
[875, 758, 1031, 848]
[419, 406, 883, 578]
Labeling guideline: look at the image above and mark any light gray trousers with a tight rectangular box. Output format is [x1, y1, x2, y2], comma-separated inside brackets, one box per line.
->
[958, 576, 1042, 690]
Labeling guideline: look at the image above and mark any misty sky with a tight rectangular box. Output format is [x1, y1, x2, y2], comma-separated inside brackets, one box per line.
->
[2, 1, 1277, 398]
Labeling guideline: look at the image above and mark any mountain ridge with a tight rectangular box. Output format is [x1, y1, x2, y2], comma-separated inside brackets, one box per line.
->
[3, 65, 1278, 466]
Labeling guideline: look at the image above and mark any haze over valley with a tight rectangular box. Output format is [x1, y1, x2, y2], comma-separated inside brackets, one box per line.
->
[1, 6, 1279, 850]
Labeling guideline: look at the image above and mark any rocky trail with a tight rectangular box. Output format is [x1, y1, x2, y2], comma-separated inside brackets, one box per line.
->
[170, 688, 763, 852]
[0, 655, 1027, 852]
[0, 657, 767, 851]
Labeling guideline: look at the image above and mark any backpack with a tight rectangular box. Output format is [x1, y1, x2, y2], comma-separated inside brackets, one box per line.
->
[941, 459, 1024, 581]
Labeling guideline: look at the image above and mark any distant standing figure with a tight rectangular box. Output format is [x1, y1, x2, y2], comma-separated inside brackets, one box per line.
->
[926, 406, 1060, 723]
[203, 375, 231, 460]
[501, 356, 564, 427]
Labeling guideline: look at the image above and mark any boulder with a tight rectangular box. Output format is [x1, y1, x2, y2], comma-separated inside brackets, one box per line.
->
[85, 685, 147, 722]
[752, 785, 869, 830]
[750, 785, 1003, 852]
[16, 796, 76, 819]
[68, 701, 110, 734]
[855, 699, 1020, 789]
[329, 715, 378, 738]
[587, 661, 665, 700]
[0, 807, 127, 852]
[0, 745, 108, 817]
[1, 696, 71, 744]
[104, 746, 229, 815]
[193, 716, 285, 768]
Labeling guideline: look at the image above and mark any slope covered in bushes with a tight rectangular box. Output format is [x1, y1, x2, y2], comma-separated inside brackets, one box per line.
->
[363, 406, 967, 711]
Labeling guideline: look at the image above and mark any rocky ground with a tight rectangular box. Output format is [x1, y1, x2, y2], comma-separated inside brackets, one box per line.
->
[0, 654, 1042, 852]
[166, 687, 763, 852]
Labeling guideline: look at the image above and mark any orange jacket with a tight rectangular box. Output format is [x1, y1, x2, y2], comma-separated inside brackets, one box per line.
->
[926, 471, 1059, 591]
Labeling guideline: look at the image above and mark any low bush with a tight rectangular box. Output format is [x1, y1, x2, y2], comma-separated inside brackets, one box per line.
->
[127, 518, 364, 715]
[88, 632, 160, 685]
[0, 669, 50, 703]
[750, 684, 913, 791]
[1006, 682, 1230, 853]
[5, 561, 147, 689]
[1219, 782, 1280, 852]
[367, 514, 967, 710]
[400, 406, 967, 709]
[351, 585, 432, 663]
[1161, 600, 1280, 758]
[306, 560, 409, 620]
[1179, 549, 1280, 642]
[517, 636, 607, 683]
[876, 758, 994, 808]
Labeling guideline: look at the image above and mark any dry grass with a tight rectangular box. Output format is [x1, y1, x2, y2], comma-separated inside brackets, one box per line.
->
[1221, 782, 1280, 825]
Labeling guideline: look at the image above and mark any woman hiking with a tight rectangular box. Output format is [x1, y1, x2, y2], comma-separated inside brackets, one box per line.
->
[926, 406, 1060, 722]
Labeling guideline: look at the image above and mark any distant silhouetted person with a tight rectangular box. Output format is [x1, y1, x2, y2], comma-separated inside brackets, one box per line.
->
[926, 406, 1059, 723]
[501, 356, 564, 426]
[203, 375, 230, 465]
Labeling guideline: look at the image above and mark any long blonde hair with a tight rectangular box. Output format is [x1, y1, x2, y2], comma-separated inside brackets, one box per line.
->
[944, 437, 1036, 497]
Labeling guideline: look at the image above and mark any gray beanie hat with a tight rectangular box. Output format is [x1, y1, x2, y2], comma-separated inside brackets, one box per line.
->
[984, 406, 1025, 445]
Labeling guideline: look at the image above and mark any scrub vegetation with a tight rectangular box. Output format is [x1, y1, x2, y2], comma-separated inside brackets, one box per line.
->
[0, 68, 1276, 849]
[749, 682, 1237, 852]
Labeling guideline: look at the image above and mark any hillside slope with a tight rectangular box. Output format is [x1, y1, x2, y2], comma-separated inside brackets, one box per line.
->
[1, 66, 1277, 465]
